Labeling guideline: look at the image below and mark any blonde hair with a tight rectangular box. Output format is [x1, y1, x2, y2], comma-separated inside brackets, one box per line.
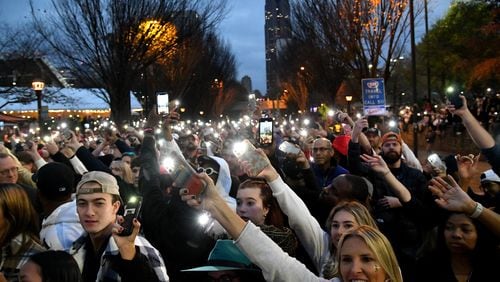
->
[323, 202, 378, 278]
[335, 225, 402, 282]
[110, 160, 134, 185]
[325, 201, 378, 234]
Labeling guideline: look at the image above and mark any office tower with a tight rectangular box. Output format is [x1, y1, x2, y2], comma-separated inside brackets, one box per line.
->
[241, 75, 252, 93]
[265, 0, 292, 98]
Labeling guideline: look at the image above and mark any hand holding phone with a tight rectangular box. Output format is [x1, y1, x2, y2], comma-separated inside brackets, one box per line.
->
[233, 140, 270, 176]
[446, 93, 464, 109]
[119, 196, 143, 236]
[166, 150, 207, 197]
[278, 141, 301, 155]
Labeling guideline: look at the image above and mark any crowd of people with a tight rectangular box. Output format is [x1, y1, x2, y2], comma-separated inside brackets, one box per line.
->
[0, 94, 498, 282]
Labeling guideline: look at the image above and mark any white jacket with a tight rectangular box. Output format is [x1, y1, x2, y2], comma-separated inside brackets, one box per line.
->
[40, 200, 83, 251]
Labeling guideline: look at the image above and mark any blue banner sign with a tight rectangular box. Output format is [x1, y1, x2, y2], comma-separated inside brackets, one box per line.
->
[361, 78, 386, 116]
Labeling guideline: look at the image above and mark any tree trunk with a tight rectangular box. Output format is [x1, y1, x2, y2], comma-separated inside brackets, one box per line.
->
[109, 87, 132, 126]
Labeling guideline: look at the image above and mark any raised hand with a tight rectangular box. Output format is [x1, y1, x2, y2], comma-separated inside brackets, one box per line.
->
[352, 116, 369, 141]
[238, 148, 279, 182]
[179, 172, 219, 210]
[112, 215, 141, 260]
[428, 176, 475, 213]
[446, 95, 468, 116]
[360, 153, 390, 175]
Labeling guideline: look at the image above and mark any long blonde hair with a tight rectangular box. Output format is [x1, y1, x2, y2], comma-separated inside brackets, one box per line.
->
[334, 225, 403, 282]
[322, 201, 379, 278]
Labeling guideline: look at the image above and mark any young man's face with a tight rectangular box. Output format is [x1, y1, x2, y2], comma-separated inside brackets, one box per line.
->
[76, 183, 120, 236]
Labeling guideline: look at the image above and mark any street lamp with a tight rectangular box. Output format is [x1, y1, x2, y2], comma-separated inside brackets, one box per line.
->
[32, 80, 45, 132]
[345, 95, 353, 115]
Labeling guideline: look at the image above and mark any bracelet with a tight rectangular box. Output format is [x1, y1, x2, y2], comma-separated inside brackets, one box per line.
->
[469, 202, 484, 218]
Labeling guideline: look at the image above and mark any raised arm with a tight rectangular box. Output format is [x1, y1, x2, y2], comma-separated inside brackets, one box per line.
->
[429, 176, 500, 238]
[240, 149, 330, 272]
[180, 173, 328, 282]
[448, 95, 495, 150]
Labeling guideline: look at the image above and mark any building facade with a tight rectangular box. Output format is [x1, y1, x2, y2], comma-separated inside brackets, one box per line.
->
[264, 0, 292, 99]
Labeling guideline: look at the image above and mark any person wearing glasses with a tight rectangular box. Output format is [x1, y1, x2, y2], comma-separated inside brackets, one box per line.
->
[310, 138, 349, 189]
[0, 153, 41, 217]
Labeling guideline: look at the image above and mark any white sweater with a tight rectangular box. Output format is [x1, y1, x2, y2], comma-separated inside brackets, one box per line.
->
[235, 222, 338, 282]
[267, 176, 332, 274]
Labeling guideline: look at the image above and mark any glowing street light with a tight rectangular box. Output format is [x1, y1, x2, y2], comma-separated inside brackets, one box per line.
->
[32, 80, 45, 132]
[345, 95, 353, 115]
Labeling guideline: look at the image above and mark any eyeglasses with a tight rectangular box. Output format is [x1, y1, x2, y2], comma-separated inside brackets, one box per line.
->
[312, 147, 331, 152]
[197, 166, 218, 176]
[0, 167, 18, 176]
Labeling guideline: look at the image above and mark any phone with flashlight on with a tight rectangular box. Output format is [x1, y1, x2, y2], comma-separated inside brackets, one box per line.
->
[164, 150, 207, 197]
[119, 196, 143, 236]
[233, 139, 270, 176]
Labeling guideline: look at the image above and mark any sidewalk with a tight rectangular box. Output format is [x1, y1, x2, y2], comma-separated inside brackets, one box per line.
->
[400, 128, 492, 189]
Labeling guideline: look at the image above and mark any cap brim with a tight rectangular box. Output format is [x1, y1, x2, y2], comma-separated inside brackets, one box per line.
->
[182, 266, 258, 272]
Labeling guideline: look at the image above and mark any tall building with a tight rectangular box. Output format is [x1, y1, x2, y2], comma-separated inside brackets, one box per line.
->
[265, 0, 292, 99]
[241, 75, 252, 93]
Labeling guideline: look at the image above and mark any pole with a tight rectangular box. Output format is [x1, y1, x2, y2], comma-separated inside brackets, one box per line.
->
[424, 0, 431, 103]
[36, 90, 43, 131]
[409, 0, 418, 157]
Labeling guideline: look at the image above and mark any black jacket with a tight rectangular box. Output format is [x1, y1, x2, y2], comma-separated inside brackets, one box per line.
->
[139, 134, 215, 282]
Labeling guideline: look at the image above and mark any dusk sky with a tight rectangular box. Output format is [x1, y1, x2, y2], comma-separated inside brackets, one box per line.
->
[1, 0, 452, 94]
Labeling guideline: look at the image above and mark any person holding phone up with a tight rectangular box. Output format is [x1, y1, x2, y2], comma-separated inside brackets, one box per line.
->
[70, 171, 169, 282]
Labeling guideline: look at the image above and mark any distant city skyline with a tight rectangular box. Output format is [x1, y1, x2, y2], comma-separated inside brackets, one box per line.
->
[0, 0, 452, 95]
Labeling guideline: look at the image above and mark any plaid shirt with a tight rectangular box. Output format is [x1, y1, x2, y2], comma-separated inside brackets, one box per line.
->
[70, 233, 169, 282]
[0, 234, 46, 281]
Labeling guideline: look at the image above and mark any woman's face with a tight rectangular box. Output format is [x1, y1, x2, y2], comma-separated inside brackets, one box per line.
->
[331, 210, 358, 248]
[19, 260, 42, 282]
[236, 187, 268, 226]
[444, 213, 477, 254]
[340, 236, 387, 282]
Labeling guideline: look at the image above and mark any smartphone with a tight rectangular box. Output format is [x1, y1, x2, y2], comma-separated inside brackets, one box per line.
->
[62, 130, 73, 141]
[120, 196, 143, 236]
[258, 117, 273, 146]
[427, 153, 444, 169]
[157, 92, 169, 114]
[167, 150, 206, 197]
[233, 139, 270, 176]
[446, 92, 463, 109]
[278, 141, 301, 155]
[23, 140, 34, 150]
